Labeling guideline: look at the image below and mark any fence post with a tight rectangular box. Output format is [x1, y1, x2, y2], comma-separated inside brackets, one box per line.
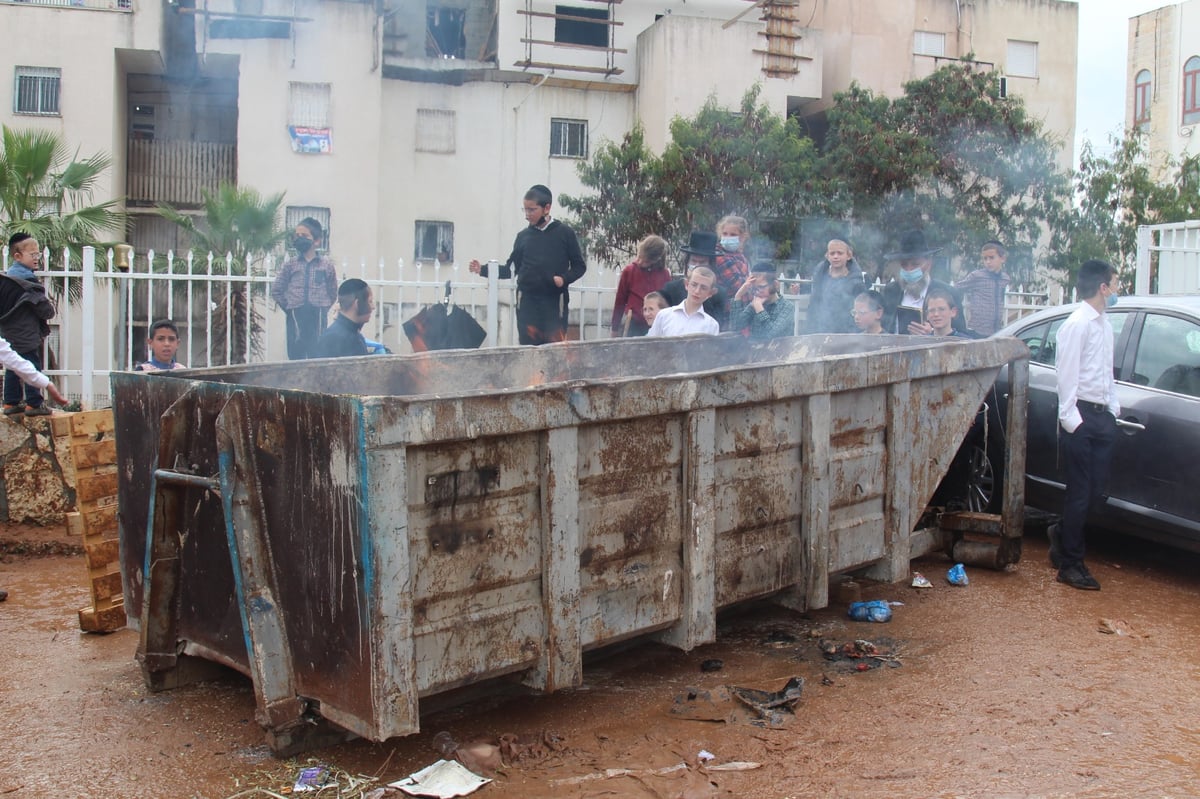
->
[1135, 225, 1151, 295]
[485, 260, 499, 348]
[81, 246, 96, 410]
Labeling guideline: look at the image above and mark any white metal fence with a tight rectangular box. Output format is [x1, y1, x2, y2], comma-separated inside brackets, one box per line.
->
[17, 247, 1054, 409]
[1137, 220, 1200, 295]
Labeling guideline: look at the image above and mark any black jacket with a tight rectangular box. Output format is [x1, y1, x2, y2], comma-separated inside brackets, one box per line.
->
[315, 314, 368, 358]
[0, 274, 54, 352]
[881, 278, 968, 335]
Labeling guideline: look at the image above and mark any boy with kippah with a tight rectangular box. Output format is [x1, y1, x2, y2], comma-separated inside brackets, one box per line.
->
[0, 233, 56, 416]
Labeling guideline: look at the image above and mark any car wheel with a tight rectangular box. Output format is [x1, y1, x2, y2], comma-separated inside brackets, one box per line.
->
[965, 430, 1005, 515]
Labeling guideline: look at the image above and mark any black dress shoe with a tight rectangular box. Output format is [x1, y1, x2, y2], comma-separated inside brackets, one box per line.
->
[1057, 563, 1100, 591]
[1047, 523, 1063, 568]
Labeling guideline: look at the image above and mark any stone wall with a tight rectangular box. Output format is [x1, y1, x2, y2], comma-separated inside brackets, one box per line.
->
[0, 415, 76, 526]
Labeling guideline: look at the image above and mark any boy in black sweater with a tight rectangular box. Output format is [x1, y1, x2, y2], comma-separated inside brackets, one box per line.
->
[469, 184, 587, 345]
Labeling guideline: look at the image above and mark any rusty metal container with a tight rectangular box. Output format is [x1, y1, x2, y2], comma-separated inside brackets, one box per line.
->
[111, 334, 1028, 753]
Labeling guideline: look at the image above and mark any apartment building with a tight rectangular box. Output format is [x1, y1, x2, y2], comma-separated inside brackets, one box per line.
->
[1127, 0, 1200, 173]
[2, 0, 1078, 269]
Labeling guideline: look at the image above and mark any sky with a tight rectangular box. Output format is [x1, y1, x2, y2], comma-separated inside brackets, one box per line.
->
[1073, 0, 1171, 163]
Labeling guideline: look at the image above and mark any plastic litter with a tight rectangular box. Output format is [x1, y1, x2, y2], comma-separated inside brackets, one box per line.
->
[947, 563, 969, 586]
[911, 572, 932, 589]
[293, 765, 331, 792]
[390, 759, 491, 798]
[847, 600, 892, 623]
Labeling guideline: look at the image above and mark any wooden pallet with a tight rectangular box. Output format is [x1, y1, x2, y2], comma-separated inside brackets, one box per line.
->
[51, 410, 124, 633]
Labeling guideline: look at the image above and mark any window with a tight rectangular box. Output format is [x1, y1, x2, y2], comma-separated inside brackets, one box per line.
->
[1134, 69, 1152, 126]
[1129, 314, 1200, 398]
[285, 206, 331, 250]
[555, 5, 608, 47]
[550, 118, 588, 158]
[416, 109, 455, 154]
[913, 31, 945, 58]
[427, 7, 467, 59]
[288, 82, 330, 128]
[1183, 56, 1200, 126]
[1007, 40, 1038, 79]
[414, 221, 454, 264]
[14, 67, 61, 116]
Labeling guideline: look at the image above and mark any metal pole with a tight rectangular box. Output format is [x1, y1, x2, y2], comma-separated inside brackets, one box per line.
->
[486, 259, 499, 348]
[81, 246, 96, 409]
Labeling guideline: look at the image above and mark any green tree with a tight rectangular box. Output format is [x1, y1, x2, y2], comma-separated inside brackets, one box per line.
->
[560, 86, 820, 266]
[0, 126, 126, 303]
[822, 62, 1070, 282]
[1046, 132, 1200, 290]
[156, 183, 287, 364]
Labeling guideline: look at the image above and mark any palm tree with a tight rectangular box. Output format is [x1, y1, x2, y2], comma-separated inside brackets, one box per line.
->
[156, 183, 287, 365]
[0, 126, 127, 299]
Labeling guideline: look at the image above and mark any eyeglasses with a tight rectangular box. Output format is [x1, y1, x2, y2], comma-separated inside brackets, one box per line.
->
[521, 207, 544, 215]
[850, 309, 876, 317]
[686, 281, 714, 292]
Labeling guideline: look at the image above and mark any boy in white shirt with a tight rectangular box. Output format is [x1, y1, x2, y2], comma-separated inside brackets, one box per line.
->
[646, 266, 720, 337]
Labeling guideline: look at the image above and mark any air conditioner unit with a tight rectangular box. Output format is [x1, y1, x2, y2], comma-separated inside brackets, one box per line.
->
[997, 75, 1008, 99]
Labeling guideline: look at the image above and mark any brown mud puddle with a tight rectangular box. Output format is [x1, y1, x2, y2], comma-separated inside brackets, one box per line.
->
[3, 528, 1200, 798]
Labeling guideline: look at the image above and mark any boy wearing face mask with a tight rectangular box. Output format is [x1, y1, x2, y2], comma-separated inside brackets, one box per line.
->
[879, 229, 967, 336]
[270, 217, 339, 360]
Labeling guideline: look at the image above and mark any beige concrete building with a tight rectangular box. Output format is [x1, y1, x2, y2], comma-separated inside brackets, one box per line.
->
[1, 0, 1078, 268]
[1127, 0, 1200, 173]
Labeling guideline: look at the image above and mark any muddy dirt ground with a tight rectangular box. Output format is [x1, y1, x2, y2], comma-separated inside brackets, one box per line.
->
[3, 522, 1200, 799]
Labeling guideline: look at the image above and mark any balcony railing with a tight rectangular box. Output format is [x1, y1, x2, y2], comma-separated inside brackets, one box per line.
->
[1, 0, 131, 10]
[127, 140, 237, 207]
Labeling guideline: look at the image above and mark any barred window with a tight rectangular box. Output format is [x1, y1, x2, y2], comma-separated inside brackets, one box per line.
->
[416, 109, 456, 154]
[414, 220, 454, 264]
[550, 118, 587, 159]
[288, 82, 331, 128]
[14, 67, 61, 116]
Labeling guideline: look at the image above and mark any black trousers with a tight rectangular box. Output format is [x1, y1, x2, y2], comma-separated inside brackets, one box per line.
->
[3, 347, 42, 407]
[1059, 404, 1117, 567]
[285, 306, 327, 360]
[516, 291, 567, 346]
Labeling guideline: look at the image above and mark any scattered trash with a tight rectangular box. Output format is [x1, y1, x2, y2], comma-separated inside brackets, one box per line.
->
[1098, 618, 1137, 637]
[551, 763, 688, 786]
[670, 676, 804, 729]
[293, 766, 331, 792]
[390, 759, 491, 798]
[819, 638, 903, 671]
[706, 761, 762, 772]
[911, 572, 932, 589]
[700, 658, 724, 672]
[697, 749, 715, 762]
[848, 599, 892, 622]
[947, 563, 969, 586]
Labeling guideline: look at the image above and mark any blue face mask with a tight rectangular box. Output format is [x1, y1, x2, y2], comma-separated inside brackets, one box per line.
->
[719, 237, 740, 252]
[900, 267, 924, 283]
[1105, 293, 1118, 308]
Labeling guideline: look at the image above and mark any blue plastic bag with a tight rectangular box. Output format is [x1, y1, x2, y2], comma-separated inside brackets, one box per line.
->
[848, 599, 892, 623]
[947, 563, 969, 586]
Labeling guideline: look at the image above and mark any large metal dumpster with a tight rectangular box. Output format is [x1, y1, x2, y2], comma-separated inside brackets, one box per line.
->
[111, 334, 1028, 753]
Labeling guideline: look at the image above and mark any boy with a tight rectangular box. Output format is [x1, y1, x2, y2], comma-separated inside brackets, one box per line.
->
[909, 287, 978, 338]
[270, 217, 338, 360]
[0, 233, 56, 416]
[852, 291, 885, 335]
[955, 240, 1012, 337]
[134, 320, 188, 371]
[646, 266, 720, 337]
[468, 184, 587, 345]
[316, 278, 374, 358]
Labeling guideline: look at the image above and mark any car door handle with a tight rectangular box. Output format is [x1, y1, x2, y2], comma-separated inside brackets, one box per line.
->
[1115, 418, 1146, 432]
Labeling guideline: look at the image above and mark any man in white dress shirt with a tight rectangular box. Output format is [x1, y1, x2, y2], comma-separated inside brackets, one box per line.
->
[1052, 259, 1120, 591]
[646, 266, 720, 338]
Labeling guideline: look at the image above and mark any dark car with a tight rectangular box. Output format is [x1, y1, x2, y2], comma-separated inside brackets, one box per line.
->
[985, 295, 1200, 550]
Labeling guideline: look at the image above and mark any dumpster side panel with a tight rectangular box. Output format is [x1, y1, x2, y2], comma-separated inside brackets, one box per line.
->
[576, 416, 685, 646]
[711, 401, 804, 607]
[405, 435, 546, 693]
[826, 388, 889, 571]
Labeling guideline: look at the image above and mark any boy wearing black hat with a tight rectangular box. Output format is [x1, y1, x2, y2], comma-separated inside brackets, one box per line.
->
[469, 184, 587, 345]
[880, 230, 967, 335]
